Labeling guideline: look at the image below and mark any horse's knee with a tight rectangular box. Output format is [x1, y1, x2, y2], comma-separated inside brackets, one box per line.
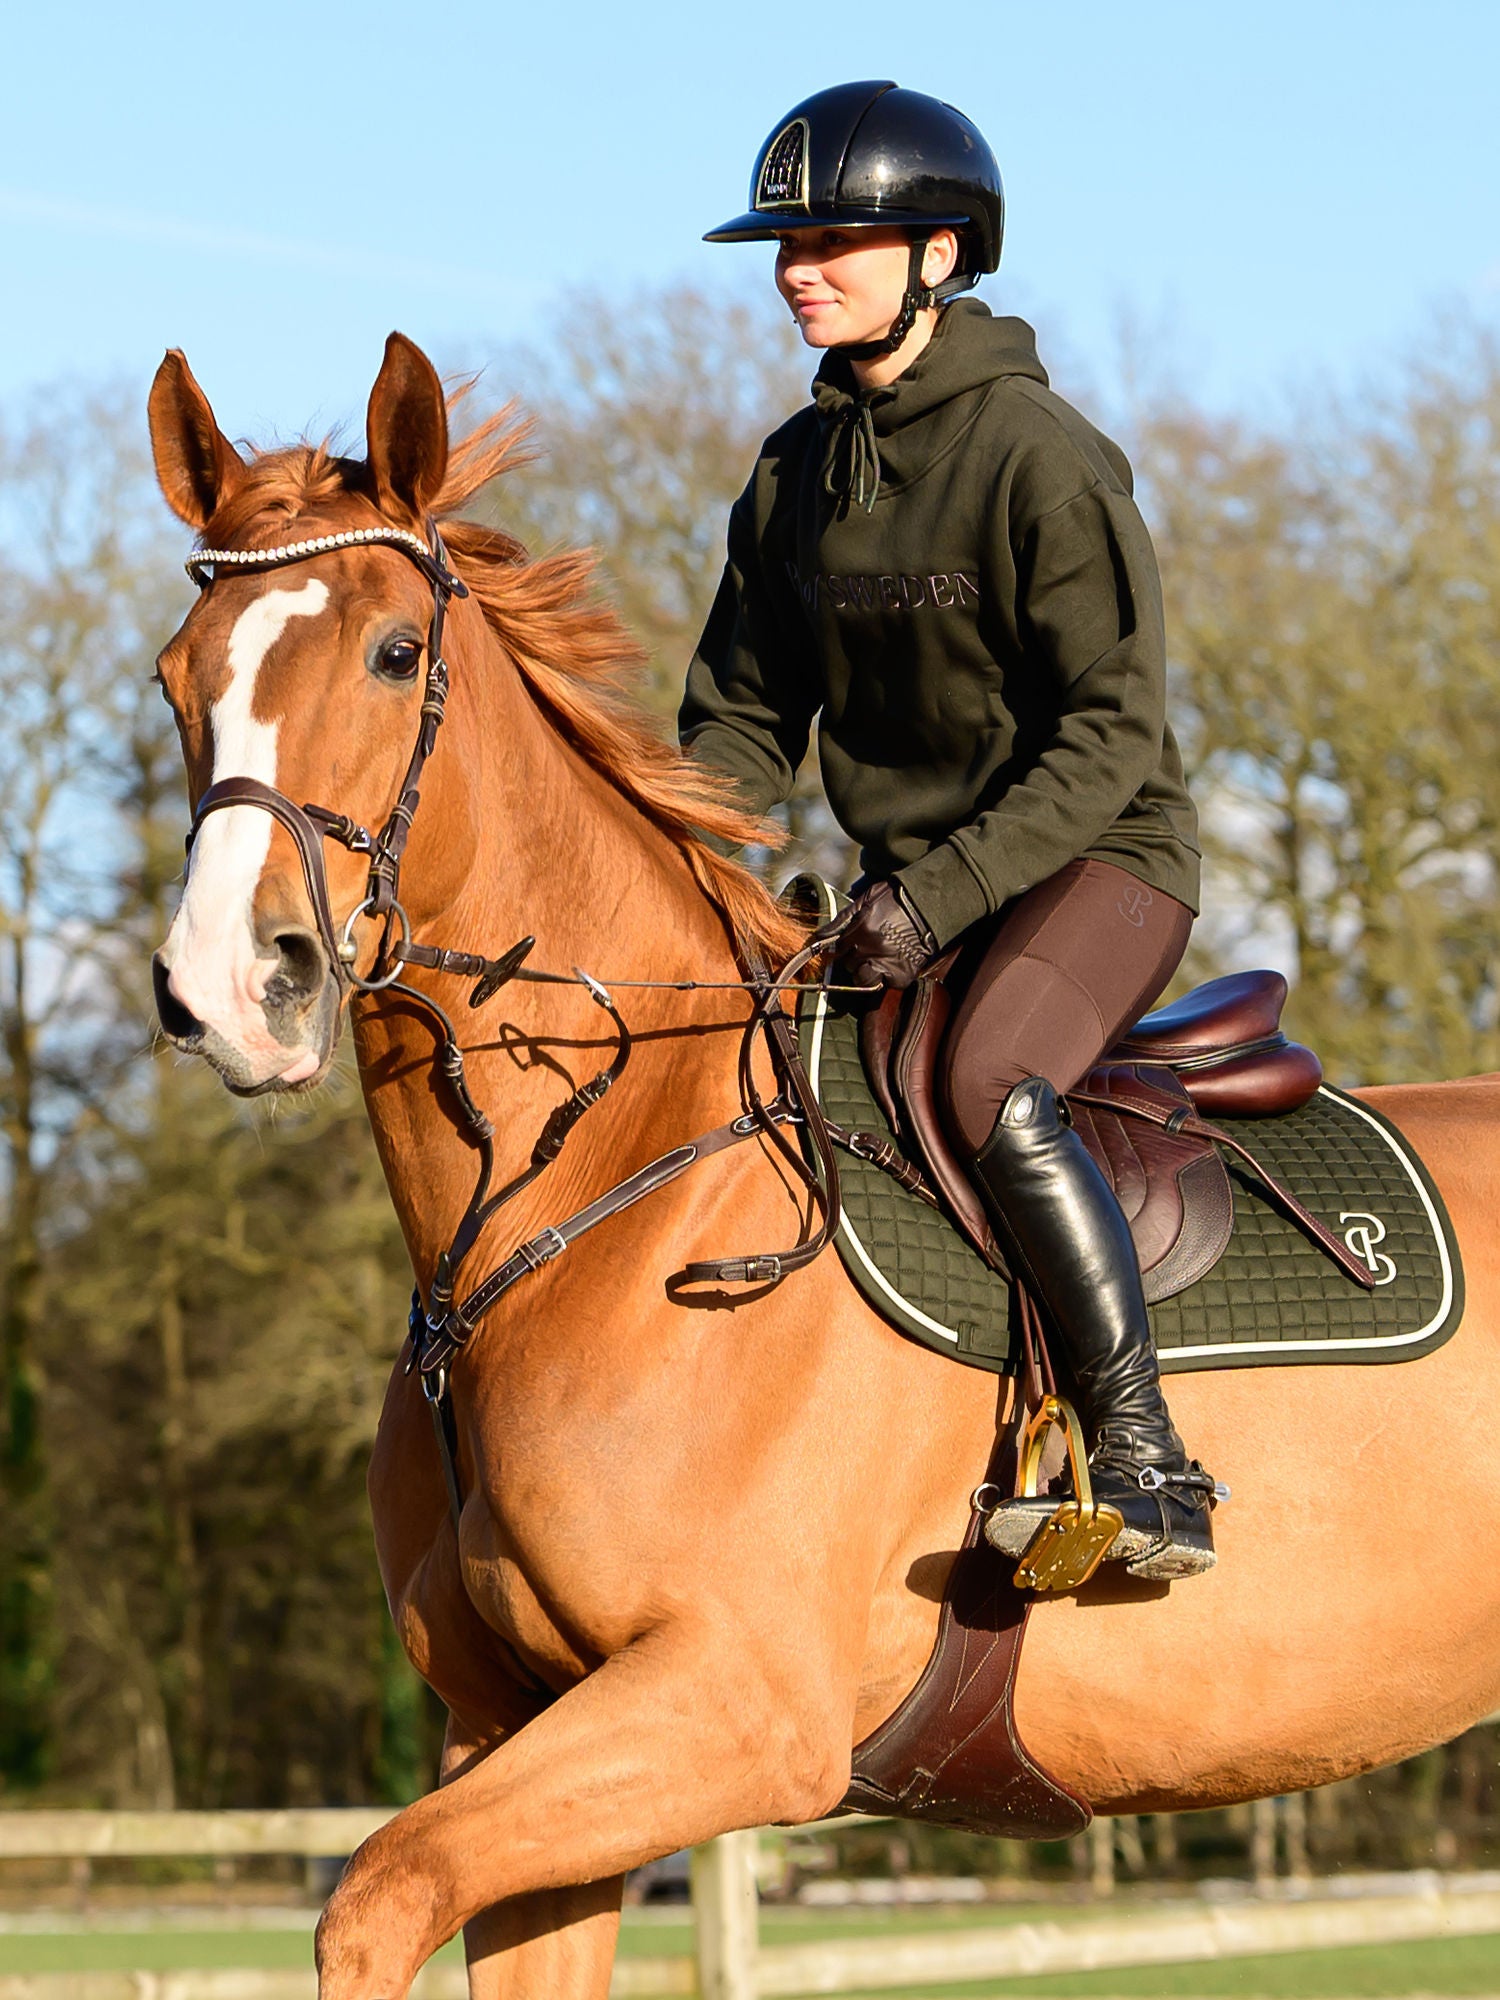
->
[315, 1803, 458, 1998]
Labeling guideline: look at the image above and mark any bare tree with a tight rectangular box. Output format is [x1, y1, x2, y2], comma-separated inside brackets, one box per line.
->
[1133, 320, 1500, 1082]
[0, 385, 179, 1789]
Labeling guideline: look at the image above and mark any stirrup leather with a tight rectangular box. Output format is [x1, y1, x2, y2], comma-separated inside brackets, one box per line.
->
[1010, 1395, 1123, 1593]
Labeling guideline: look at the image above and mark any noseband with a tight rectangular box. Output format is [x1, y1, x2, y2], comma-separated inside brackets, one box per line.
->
[185, 522, 468, 990]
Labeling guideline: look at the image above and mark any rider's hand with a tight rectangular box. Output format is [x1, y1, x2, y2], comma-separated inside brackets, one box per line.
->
[832, 880, 937, 991]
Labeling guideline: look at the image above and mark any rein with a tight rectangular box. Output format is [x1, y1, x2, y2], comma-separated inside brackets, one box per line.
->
[182, 519, 849, 1527]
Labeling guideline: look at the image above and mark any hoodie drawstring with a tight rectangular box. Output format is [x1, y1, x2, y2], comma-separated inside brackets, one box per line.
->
[822, 400, 881, 514]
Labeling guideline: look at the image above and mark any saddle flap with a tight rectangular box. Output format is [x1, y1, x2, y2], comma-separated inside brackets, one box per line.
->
[1069, 1063, 1235, 1302]
[888, 958, 1007, 1272]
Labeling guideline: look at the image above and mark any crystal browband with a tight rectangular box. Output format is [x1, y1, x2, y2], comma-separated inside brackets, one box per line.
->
[185, 526, 439, 585]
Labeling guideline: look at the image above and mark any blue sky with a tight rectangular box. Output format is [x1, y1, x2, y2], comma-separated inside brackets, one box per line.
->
[4, 1, 1497, 443]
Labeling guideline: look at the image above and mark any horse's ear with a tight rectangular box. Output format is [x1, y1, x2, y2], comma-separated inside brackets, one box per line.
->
[147, 350, 245, 528]
[365, 332, 449, 520]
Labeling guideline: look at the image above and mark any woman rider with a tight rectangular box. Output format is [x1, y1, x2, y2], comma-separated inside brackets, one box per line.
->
[680, 81, 1218, 1577]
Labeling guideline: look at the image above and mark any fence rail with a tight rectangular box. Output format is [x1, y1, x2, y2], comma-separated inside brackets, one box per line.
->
[4, 1812, 1500, 1998]
[0, 1812, 395, 1861]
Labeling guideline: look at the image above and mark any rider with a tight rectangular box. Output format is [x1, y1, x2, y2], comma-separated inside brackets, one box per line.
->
[679, 81, 1218, 1577]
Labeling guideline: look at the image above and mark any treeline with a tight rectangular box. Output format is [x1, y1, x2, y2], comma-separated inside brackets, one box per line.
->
[0, 298, 1497, 1847]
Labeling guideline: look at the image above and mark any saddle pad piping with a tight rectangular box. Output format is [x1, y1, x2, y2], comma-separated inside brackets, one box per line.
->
[1156, 1083, 1456, 1367]
[806, 994, 963, 1350]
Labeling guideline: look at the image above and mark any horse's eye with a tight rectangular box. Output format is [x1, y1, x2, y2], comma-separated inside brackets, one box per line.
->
[375, 636, 423, 682]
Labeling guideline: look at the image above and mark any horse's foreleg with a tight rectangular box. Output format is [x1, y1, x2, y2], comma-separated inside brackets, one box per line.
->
[458, 1880, 624, 2000]
[315, 1626, 850, 2000]
[438, 1713, 624, 2000]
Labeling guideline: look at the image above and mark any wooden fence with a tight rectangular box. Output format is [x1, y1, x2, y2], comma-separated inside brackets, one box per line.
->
[3, 1810, 1499, 1999]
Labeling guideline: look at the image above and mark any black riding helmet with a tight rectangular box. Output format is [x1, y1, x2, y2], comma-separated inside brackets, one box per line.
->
[705, 81, 1004, 358]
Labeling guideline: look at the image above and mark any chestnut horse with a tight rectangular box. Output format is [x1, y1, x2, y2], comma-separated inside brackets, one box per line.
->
[146, 334, 1500, 2000]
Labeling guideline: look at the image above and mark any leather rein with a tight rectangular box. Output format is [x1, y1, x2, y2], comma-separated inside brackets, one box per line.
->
[182, 519, 846, 1528]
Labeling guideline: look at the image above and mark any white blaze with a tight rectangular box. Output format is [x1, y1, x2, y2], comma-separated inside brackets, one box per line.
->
[163, 580, 329, 1048]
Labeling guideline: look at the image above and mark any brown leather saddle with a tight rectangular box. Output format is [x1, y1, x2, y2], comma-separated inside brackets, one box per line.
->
[859, 964, 1337, 1304]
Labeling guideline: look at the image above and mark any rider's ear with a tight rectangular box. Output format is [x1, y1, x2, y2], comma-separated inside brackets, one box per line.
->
[148, 350, 245, 529]
[365, 332, 449, 520]
[923, 230, 960, 290]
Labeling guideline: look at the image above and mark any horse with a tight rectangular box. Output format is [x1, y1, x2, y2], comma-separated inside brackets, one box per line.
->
[145, 331, 1500, 2000]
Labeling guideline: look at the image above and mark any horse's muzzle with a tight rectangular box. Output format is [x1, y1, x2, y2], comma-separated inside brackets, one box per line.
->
[152, 924, 341, 1095]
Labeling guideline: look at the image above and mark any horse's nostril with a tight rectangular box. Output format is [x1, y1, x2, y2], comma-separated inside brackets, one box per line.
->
[266, 929, 328, 1007]
[153, 954, 204, 1042]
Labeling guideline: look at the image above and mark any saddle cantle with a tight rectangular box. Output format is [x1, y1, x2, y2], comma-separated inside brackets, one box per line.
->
[859, 964, 1324, 1306]
[1116, 970, 1325, 1115]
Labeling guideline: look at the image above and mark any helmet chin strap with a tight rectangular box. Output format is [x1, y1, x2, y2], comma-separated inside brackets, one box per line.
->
[836, 237, 934, 363]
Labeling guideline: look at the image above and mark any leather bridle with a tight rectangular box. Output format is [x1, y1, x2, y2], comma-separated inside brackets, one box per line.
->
[179, 517, 857, 1528]
[186, 522, 468, 989]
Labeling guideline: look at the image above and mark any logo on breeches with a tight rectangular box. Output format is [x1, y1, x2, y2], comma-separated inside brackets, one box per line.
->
[1117, 885, 1154, 928]
[1339, 1211, 1397, 1285]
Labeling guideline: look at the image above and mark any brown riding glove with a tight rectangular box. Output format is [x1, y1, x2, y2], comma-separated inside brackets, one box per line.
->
[831, 880, 938, 991]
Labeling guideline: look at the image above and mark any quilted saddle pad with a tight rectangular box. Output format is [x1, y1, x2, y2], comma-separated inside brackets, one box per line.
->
[801, 987, 1464, 1377]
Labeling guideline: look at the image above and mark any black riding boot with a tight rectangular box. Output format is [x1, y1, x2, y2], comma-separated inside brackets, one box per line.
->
[973, 1076, 1217, 1579]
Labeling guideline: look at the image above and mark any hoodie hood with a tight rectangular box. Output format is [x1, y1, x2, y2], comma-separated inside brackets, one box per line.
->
[813, 301, 1049, 505]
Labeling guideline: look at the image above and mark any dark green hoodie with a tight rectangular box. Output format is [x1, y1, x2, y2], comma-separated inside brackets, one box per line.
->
[679, 300, 1200, 947]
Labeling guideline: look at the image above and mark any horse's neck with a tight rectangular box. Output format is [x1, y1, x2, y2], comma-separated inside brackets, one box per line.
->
[354, 643, 757, 1280]
[456, 675, 748, 1000]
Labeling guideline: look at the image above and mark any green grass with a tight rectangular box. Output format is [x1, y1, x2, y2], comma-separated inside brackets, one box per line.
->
[2, 1915, 1495, 1998]
[0, 1927, 459, 1973]
[838, 1932, 1500, 1998]
[615, 1904, 1080, 1958]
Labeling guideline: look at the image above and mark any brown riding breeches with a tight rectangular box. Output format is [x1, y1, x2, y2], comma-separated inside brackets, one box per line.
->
[940, 858, 1193, 1158]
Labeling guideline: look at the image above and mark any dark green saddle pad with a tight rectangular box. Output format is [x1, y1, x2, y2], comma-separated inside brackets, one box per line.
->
[800, 984, 1464, 1378]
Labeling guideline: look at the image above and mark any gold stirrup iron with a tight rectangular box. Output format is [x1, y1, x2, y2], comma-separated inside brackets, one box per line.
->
[1012, 1394, 1124, 1592]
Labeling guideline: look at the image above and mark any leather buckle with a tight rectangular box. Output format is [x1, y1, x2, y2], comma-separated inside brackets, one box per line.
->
[1012, 1395, 1123, 1593]
[738, 1255, 783, 1283]
[518, 1226, 567, 1271]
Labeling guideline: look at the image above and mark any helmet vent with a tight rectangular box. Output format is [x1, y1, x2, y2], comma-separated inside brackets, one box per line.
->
[756, 118, 809, 209]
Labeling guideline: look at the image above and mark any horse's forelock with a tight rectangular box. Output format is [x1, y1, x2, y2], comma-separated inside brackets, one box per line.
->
[196, 389, 528, 547]
[199, 442, 361, 549]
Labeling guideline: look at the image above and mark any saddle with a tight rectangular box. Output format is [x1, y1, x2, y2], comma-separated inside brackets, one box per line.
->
[858, 965, 1338, 1303]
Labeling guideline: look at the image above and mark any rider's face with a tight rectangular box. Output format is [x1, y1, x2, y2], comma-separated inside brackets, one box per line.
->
[774, 227, 920, 350]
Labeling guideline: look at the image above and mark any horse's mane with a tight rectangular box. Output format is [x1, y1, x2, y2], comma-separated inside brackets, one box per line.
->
[205, 400, 810, 968]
